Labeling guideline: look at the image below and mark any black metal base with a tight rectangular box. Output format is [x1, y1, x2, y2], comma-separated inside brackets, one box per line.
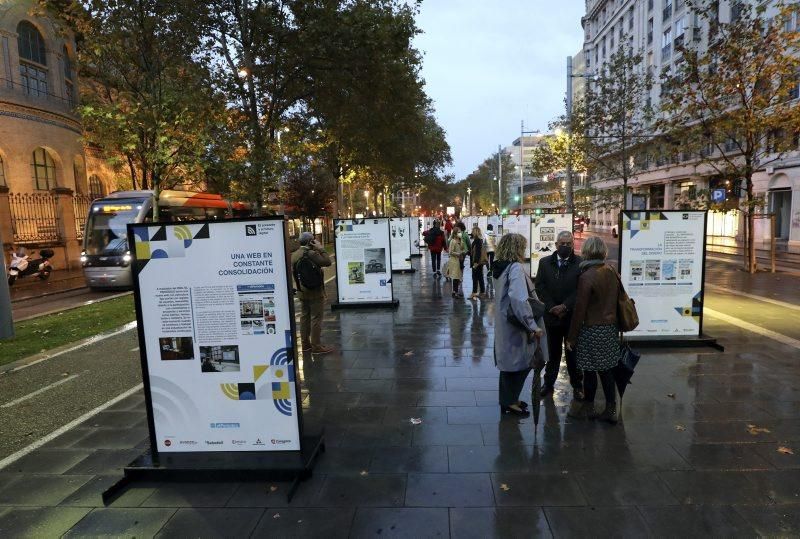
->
[392, 268, 416, 274]
[410, 253, 423, 258]
[626, 334, 724, 351]
[101, 434, 325, 505]
[331, 299, 400, 310]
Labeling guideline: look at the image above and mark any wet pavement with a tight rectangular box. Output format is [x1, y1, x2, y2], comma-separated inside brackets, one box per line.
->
[1, 251, 800, 537]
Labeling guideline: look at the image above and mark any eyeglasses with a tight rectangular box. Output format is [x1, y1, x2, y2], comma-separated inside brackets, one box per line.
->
[556, 242, 573, 247]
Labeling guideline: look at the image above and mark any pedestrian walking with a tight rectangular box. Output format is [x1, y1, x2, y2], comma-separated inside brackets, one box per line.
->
[423, 220, 447, 277]
[485, 224, 497, 270]
[469, 225, 487, 299]
[566, 236, 620, 424]
[455, 222, 471, 276]
[534, 231, 584, 400]
[492, 233, 548, 416]
[445, 231, 465, 297]
[291, 232, 334, 355]
[444, 217, 454, 240]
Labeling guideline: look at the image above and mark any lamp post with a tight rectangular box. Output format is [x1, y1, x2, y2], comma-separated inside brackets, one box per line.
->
[519, 123, 540, 213]
[497, 145, 503, 213]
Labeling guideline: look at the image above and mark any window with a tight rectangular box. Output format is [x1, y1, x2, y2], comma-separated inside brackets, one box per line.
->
[602, 36, 607, 57]
[662, 28, 673, 60]
[675, 0, 685, 12]
[674, 16, 686, 49]
[63, 46, 75, 107]
[648, 0, 654, 11]
[648, 18, 654, 44]
[89, 175, 105, 199]
[785, 11, 798, 32]
[611, 33, 615, 49]
[619, 20, 624, 40]
[663, 0, 673, 22]
[31, 148, 56, 190]
[629, 7, 635, 30]
[17, 22, 48, 98]
[0, 156, 5, 187]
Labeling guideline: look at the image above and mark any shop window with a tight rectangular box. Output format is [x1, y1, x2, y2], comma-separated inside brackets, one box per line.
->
[649, 184, 666, 208]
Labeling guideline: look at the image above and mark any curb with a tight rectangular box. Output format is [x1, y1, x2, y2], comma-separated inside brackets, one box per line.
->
[14, 291, 133, 322]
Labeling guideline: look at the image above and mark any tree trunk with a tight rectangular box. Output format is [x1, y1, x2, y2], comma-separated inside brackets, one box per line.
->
[746, 176, 756, 274]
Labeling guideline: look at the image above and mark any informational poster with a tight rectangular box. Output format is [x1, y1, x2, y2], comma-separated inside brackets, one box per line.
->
[620, 211, 707, 338]
[389, 217, 412, 271]
[502, 215, 532, 258]
[488, 215, 501, 235]
[530, 213, 572, 278]
[420, 217, 435, 251]
[129, 218, 300, 453]
[334, 219, 394, 304]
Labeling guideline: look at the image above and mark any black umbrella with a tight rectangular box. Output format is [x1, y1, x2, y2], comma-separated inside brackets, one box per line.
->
[531, 343, 546, 427]
[612, 342, 640, 399]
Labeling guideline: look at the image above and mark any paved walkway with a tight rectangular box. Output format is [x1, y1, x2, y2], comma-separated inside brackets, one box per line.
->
[1, 252, 799, 537]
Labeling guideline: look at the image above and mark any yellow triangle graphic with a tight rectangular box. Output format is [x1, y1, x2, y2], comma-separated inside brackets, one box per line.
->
[253, 365, 269, 381]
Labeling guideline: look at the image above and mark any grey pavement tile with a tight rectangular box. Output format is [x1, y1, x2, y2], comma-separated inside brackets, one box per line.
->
[742, 470, 800, 504]
[576, 471, 679, 506]
[639, 505, 757, 538]
[370, 446, 449, 473]
[333, 379, 394, 393]
[657, 470, 772, 505]
[226, 475, 325, 508]
[405, 473, 494, 507]
[59, 475, 154, 508]
[356, 392, 421, 407]
[40, 428, 94, 450]
[734, 505, 800, 537]
[417, 391, 477, 407]
[446, 406, 503, 424]
[140, 482, 239, 508]
[63, 507, 176, 537]
[64, 449, 143, 475]
[302, 392, 361, 408]
[4, 448, 93, 474]
[447, 446, 532, 474]
[70, 428, 149, 450]
[0, 474, 93, 506]
[391, 378, 447, 392]
[155, 508, 264, 538]
[449, 507, 552, 538]
[252, 508, 355, 539]
[0, 506, 90, 537]
[412, 424, 484, 446]
[318, 406, 387, 426]
[382, 406, 449, 425]
[753, 400, 800, 419]
[753, 442, 800, 469]
[350, 508, 449, 538]
[314, 474, 406, 507]
[445, 377, 497, 391]
[491, 473, 586, 507]
[336, 424, 413, 448]
[672, 443, 774, 470]
[692, 402, 776, 421]
[104, 393, 145, 412]
[83, 411, 147, 430]
[544, 506, 651, 538]
[315, 447, 375, 474]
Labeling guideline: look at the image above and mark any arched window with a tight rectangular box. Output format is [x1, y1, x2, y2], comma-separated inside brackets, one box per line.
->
[89, 175, 105, 199]
[63, 45, 75, 106]
[0, 156, 6, 187]
[17, 21, 48, 98]
[31, 148, 56, 190]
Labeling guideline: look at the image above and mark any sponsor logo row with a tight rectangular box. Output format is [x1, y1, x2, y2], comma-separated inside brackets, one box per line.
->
[163, 438, 292, 447]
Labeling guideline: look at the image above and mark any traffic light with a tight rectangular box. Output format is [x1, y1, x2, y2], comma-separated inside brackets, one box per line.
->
[513, 195, 520, 202]
[534, 208, 542, 215]
[501, 208, 508, 215]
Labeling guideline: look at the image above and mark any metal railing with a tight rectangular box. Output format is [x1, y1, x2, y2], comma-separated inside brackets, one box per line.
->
[9, 192, 61, 244]
[73, 194, 92, 241]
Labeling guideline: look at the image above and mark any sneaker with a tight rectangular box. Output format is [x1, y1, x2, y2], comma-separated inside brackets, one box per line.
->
[311, 345, 334, 355]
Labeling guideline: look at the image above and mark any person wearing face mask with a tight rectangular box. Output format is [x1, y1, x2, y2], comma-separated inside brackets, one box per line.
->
[534, 231, 584, 400]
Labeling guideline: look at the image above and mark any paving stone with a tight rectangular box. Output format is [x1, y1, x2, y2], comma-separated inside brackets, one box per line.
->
[251, 508, 354, 538]
[58, 475, 155, 508]
[155, 508, 264, 537]
[673, 443, 774, 470]
[639, 505, 757, 537]
[350, 508, 449, 538]
[226, 474, 326, 508]
[544, 506, 651, 538]
[734, 505, 800, 537]
[370, 446, 449, 473]
[576, 471, 679, 506]
[314, 474, 406, 507]
[0, 507, 90, 537]
[447, 446, 532, 473]
[0, 474, 93, 506]
[63, 508, 176, 537]
[449, 507, 552, 538]
[140, 482, 239, 507]
[657, 470, 772, 505]
[412, 424, 484, 446]
[64, 449, 142, 475]
[405, 473, 494, 507]
[491, 473, 586, 506]
[4, 449, 92, 474]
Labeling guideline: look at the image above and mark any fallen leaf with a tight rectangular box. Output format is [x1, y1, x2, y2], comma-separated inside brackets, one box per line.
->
[273, 513, 280, 519]
[403, 351, 414, 357]
[778, 446, 795, 455]
[746, 425, 771, 435]
[360, 470, 368, 476]
[666, 393, 676, 399]
[409, 418, 423, 425]
[269, 486, 278, 492]
[500, 483, 510, 491]
[675, 424, 686, 431]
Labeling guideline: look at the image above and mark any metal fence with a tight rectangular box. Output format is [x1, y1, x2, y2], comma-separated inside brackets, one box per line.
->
[73, 194, 92, 241]
[9, 192, 61, 244]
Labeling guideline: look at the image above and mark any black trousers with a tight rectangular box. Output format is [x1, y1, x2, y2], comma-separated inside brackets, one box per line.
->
[488, 251, 495, 269]
[544, 322, 583, 389]
[431, 252, 441, 272]
[471, 266, 485, 293]
[499, 368, 531, 407]
[584, 369, 616, 404]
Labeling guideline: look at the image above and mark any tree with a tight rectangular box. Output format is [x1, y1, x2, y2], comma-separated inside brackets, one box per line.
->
[660, 0, 800, 272]
[458, 151, 517, 215]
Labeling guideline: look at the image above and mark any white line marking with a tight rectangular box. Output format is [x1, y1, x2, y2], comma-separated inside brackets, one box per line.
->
[706, 284, 800, 312]
[1, 374, 82, 408]
[325, 275, 335, 284]
[705, 308, 800, 350]
[0, 383, 143, 471]
[3, 322, 137, 374]
[129, 347, 139, 352]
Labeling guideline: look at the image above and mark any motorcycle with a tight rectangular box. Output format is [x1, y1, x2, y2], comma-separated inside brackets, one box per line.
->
[7, 248, 54, 286]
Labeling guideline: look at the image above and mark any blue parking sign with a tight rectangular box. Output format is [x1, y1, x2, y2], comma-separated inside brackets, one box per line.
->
[711, 188, 726, 203]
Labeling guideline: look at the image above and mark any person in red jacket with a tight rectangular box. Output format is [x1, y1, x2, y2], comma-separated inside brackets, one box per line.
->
[444, 217, 454, 240]
[423, 220, 447, 277]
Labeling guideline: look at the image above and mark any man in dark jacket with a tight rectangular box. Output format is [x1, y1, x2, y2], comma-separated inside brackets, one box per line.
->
[291, 232, 333, 354]
[534, 231, 584, 400]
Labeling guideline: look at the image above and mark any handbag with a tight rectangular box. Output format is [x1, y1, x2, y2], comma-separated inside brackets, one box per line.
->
[615, 273, 639, 332]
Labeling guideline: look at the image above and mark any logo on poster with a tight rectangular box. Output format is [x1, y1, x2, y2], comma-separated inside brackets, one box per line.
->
[164, 439, 172, 447]
[179, 440, 197, 446]
[253, 438, 266, 446]
[232, 440, 247, 445]
[210, 422, 240, 429]
[246, 225, 257, 236]
[205, 440, 224, 446]
[271, 439, 291, 445]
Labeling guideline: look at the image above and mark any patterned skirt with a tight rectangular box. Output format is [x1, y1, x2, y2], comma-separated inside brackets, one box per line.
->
[576, 324, 619, 371]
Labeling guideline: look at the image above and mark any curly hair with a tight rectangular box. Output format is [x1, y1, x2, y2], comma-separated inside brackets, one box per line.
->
[495, 233, 527, 262]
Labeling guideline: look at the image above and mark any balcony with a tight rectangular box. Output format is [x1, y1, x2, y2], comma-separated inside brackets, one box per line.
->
[674, 34, 685, 51]
[663, 4, 672, 21]
[0, 78, 79, 119]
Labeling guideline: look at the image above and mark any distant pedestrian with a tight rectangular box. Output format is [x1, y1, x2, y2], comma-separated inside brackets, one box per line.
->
[485, 224, 497, 270]
[291, 232, 334, 355]
[455, 222, 471, 276]
[469, 225, 487, 299]
[535, 231, 584, 401]
[444, 217, 454, 240]
[445, 231, 465, 297]
[566, 236, 620, 424]
[492, 233, 548, 416]
[423, 220, 447, 277]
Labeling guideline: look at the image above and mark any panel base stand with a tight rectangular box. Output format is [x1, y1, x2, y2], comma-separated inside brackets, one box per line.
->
[331, 299, 400, 310]
[625, 334, 724, 351]
[102, 434, 325, 506]
[392, 268, 416, 274]
[410, 253, 423, 258]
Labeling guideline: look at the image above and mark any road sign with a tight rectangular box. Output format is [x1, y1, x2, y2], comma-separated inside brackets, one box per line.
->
[711, 188, 726, 203]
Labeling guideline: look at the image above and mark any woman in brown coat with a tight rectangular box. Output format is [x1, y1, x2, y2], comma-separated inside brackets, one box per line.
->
[566, 236, 620, 424]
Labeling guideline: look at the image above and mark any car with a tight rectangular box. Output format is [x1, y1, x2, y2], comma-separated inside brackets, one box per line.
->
[365, 259, 385, 272]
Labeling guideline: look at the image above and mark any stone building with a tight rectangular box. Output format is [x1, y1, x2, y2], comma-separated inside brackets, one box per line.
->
[0, 0, 120, 269]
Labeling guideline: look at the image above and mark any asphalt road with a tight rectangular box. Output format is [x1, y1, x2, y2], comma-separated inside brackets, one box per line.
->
[11, 288, 128, 320]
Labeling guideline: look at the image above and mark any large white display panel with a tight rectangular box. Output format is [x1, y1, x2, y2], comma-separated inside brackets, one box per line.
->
[409, 217, 423, 255]
[620, 211, 706, 338]
[334, 218, 394, 304]
[130, 219, 300, 453]
[502, 215, 532, 257]
[389, 217, 412, 271]
[530, 213, 572, 278]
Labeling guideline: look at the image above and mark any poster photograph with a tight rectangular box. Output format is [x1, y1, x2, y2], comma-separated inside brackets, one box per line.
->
[502, 215, 531, 257]
[334, 219, 394, 304]
[389, 217, 412, 271]
[619, 211, 707, 338]
[530, 213, 572, 277]
[129, 218, 301, 453]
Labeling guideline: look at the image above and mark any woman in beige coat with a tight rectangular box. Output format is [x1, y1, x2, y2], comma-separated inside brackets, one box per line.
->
[446, 233, 465, 297]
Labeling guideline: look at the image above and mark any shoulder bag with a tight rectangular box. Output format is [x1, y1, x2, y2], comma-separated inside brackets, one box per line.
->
[614, 272, 639, 332]
[506, 263, 546, 330]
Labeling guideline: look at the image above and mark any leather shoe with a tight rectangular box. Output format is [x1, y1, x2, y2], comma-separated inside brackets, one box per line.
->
[501, 405, 530, 416]
[311, 345, 334, 355]
[573, 387, 585, 401]
[540, 386, 554, 399]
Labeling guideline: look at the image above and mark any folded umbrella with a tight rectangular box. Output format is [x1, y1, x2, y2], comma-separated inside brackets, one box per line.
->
[612, 342, 641, 399]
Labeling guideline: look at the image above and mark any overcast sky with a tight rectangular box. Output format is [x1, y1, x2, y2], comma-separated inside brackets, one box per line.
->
[414, 1, 585, 181]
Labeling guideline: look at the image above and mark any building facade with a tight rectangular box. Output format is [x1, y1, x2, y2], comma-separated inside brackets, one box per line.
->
[581, 0, 800, 251]
[0, 0, 121, 268]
